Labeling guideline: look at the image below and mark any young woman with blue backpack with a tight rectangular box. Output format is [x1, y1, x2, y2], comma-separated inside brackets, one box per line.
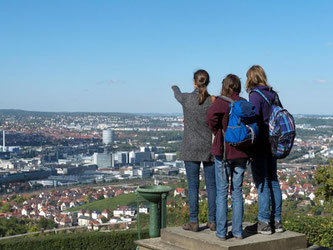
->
[206, 74, 255, 240]
[172, 69, 216, 232]
[244, 65, 295, 235]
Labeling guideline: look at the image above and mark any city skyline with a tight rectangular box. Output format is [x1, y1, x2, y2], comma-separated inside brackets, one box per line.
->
[1, 1, 332, 114]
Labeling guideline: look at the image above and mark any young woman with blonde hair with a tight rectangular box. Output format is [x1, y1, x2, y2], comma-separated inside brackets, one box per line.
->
[245, 65, 284, 235]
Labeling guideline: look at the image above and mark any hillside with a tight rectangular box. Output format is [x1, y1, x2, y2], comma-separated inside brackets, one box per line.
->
[67, 192, 139, 212]
[0, 109, 138, 117]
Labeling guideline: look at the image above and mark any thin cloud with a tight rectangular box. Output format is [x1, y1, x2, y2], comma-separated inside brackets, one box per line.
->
[96, 79, 124, 86]
[327, 42, 333, 46]
[315, 79, 327, 84]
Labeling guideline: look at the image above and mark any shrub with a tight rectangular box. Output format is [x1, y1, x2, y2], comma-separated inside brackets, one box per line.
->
[284, 215, 333, 248]
[0, 229, 149, 250]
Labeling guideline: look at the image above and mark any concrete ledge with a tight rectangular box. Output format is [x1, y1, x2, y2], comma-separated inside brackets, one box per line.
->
[136, 222, 307, 250]
[135, 237, 187, 250]
[161, 223, 307, 250]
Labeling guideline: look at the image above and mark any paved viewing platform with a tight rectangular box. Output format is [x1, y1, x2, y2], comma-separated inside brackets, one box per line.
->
[136, 222, 308, 250]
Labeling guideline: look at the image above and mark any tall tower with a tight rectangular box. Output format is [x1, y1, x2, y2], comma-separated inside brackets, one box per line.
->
[102, 129, 114, 145]
[2, 130, 5, 152]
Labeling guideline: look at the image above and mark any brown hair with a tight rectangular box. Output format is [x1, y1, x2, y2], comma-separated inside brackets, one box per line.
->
[221, 74, 241, 97]
[194, 69, 210, 105]
[245, 65, 271, 93]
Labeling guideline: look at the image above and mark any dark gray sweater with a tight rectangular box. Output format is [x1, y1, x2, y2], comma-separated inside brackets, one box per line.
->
[172, 86, 213, 162]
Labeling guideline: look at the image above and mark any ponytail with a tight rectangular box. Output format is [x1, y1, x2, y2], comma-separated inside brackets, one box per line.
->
[198, 84, 209, 105]
[193, 70, 210, 105]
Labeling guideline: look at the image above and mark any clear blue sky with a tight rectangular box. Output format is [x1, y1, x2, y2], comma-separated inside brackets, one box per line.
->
[0, 1, 332, 114]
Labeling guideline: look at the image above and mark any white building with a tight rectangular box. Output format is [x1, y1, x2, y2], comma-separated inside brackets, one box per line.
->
[165, 153, 177, 162]
[103, 129, 114, 145]
[114, 152, 129, 165]
[93, 153, 112, 169]
[92, 211, 101, 220]
[78, 216, 92, 226]
[139, 206, 149, 214]
[138, 168, 151, 179]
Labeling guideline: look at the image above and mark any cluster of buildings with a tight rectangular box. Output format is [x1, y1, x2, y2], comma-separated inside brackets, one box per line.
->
[293, 136, 333, 160]
[244, 167, 316, 206]
[291, 118, 333, 162]
[0, 111, 183, 193]
[170, 165, 318, 212]
[0, 112, 183, 143]
[0, 185, 149, 230]
[0, 125, 182, 192]
[0, 146, 182, 193]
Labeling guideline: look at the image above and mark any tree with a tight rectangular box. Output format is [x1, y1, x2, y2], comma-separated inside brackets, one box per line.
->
[101, 216, 108, 223]
[27, 225, 41, 237]
[300, 179, 307, 186]
[198, 200, 208, 223]
[9, 195, 17, 201]
[13, 195, 25, 204]
[244, 203, 258, 222]
[0, 203, 12, 213]
[179, 178, 186, 188]
[85, 194, 92, 203]
[280, 175, 287, 181]
[38, 217, 56, 230]
[5, 229, 16, 236]
[0, 217, 27, 237]
[288, 176, 296, 185]
[314, 160, 333, 214]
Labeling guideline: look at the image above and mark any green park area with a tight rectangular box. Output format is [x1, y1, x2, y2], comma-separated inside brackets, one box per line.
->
[67, 192, 139, 212]
[67, 181, 182, 213]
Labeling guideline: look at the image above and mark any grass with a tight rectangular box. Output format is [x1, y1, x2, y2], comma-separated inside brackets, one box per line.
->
[67, 192, 142, 212]
[67, 182, 178, 213]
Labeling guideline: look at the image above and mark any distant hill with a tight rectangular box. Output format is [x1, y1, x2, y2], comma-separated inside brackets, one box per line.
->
[0, 109, 139, 117]
[294, 114, 333, 118]
[0, 109, 181, 117]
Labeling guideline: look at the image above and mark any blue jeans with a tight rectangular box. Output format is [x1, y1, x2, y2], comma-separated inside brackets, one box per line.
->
[215, 156, 246, 238]
[251, 156, 282, 223]
[185, 161, 216, 223]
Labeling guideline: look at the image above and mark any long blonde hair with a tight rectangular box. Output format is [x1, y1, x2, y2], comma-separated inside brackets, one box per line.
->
[245, 65, 271, 93]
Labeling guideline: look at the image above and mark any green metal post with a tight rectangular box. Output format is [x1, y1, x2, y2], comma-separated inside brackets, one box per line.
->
[149, 201, 160, 237]
[136, 185, 173, 239]
[161, 193, 167, 229]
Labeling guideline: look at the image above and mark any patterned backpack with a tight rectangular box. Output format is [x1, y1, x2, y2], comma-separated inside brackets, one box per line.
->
[251, 89, 296, 159]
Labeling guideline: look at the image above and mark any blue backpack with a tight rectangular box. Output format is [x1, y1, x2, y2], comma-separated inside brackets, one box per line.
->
[251, 89, 296, 159]
[218, 96, 258, 147]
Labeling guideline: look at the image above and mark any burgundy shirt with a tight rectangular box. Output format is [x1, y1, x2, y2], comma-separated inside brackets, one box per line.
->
[206, 93, 249, 160]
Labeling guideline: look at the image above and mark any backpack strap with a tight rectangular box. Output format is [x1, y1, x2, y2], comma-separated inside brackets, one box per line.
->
[218, 95, 232, 162]
[251, 89, 284, 108]
[250, 89, 271, 105]
[222, 130, 227, 161]
[217, 95, 234, 104]
[274, 93, 283, 108]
